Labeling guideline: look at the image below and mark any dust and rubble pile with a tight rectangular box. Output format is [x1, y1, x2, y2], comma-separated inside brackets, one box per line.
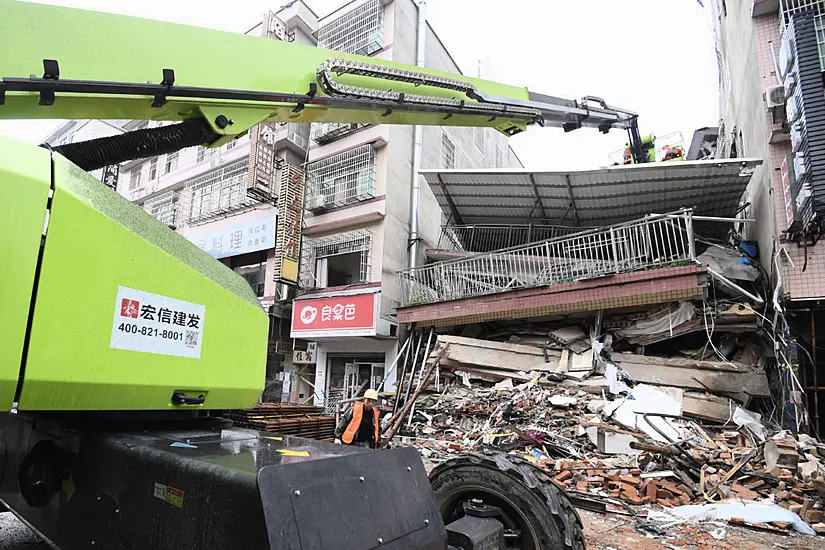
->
[387, 302, 825, 537]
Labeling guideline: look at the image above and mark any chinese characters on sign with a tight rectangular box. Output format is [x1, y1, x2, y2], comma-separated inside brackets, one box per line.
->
[110, 286, 206, 359]
[186, 212, 275, 259]
[290, 292, 378, 338]
[292, 342, 317, 364]
[274, 164, 306, 286]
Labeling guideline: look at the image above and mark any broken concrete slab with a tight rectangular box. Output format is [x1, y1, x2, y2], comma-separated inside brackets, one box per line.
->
[614, 354, 770, 397]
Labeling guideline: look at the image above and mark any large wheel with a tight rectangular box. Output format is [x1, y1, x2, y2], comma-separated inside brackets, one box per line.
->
[429, 452, 585, 550]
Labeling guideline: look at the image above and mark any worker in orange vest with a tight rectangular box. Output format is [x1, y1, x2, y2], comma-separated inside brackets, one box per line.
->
[334, 388, 380, 449]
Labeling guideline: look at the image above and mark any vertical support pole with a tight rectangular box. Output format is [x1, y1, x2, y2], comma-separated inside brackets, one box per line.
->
[812, 312, 819, 436]
[686, 211, 696, 260]
[609, 228, 619, 273]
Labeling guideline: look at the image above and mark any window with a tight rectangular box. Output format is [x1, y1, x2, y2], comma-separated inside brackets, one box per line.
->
[197, 146, 217, 163]
[474, 127, 485, 154]
[317, 0, 384, 56]
[306, 144, 376, 210]
[226, 138, 237, 150]
[231, 252, 267, 297]
[495, 144, 503, 168]
[185, 158, 252, 223]
[144, 190, 179, 227]
[129, 168, 141, 190]
[442, 131, 455, 169]
[164, 151, 179, 175]
[302, 229, 371, 289]
[149, 157, 158, 180]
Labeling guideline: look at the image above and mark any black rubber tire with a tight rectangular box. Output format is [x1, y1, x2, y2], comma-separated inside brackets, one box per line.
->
[429, 452, 585, 550]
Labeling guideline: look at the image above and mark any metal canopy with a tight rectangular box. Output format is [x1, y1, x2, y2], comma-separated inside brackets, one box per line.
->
[421, 159, 761, 231]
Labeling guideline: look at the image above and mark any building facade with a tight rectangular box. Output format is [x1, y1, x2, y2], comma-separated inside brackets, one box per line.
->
[288, 0, 522, 411]
[45, 0, 522, 410]
[710, 0, 825, 431]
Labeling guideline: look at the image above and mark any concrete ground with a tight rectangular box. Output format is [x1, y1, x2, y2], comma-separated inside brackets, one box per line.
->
[579, 508, 825, 550]
[0, 512, 49, 550]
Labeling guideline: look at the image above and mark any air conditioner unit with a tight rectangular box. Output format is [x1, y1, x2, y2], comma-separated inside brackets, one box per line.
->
[766, 85, 785, 110]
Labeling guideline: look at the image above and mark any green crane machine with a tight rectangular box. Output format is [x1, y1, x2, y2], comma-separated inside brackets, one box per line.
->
[0, 1, 648, 548]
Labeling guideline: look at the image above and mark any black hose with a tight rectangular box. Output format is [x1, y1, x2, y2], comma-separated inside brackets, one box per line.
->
[50, 118, 220, 172]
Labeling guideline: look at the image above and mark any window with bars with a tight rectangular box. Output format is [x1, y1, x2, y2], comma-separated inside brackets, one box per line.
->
[226, 138, 238, 150]
[144, 190, 179, 227]
[442, 131, 455, 169]
[306, 144, 376, 210]
[128, 168, 141, 190]
[311, 122, 370, 144]
[197, 145, 217, 163]
[317, 0, 384, 56]
[185, 158, 251, 222]
[164, 151, 179, 175]
[474, 127, 485, 154]
[301, 229, 372, 289]
[149, 158, 158, 180]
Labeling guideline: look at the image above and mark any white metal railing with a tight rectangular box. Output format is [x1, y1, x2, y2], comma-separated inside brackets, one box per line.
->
[440, 224, 594, 253]
[399, 211, 697, 306]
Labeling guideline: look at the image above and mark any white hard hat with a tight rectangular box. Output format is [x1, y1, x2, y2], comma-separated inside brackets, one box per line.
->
[364, 389, 379, 400]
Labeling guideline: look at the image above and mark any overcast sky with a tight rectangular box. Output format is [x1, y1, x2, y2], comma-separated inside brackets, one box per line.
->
[0, 0, 718, 169]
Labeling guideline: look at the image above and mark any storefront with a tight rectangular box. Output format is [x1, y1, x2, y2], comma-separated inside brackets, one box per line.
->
[289, 287, 397, 411]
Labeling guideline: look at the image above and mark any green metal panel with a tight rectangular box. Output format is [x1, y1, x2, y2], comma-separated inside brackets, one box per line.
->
[0, 0, 530, 135]
[0, 136, 51, 411]
[18, 154, 267, 411]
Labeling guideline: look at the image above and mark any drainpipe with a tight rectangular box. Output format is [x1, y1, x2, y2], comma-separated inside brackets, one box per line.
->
[408, 0, 426, 269]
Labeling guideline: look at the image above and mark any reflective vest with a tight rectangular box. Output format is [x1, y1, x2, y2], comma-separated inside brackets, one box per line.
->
[342, 401, 380, 445]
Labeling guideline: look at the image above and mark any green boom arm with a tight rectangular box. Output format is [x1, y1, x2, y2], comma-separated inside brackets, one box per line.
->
[0, 0, 638, 145]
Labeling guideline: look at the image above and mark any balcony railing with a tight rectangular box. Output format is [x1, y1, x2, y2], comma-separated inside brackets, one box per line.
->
[399, 210, 697, 306]
[311, 122, 370, 145]
[439, 224, 596, 253]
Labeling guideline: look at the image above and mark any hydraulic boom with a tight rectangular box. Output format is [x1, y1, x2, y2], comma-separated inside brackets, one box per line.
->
[0, 1, 645, 169]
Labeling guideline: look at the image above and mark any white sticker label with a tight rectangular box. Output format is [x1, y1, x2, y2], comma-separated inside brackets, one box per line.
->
[110, 286, 205, 359]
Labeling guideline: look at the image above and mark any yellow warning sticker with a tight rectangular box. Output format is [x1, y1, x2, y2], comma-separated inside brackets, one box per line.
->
[166, 487, 184, 508]
[263, 436, 283, 441]
[277, 449, 310, 457]
[153, 482, 184, 508]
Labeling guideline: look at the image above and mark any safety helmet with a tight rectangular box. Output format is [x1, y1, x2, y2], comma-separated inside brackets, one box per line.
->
[364, 389, 379, 400]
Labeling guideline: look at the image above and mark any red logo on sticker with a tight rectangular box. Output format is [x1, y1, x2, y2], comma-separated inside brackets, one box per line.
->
[121, 299, 140, 318]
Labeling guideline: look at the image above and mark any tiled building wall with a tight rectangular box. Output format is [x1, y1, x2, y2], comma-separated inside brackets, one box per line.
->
[719, 4, 825, 300]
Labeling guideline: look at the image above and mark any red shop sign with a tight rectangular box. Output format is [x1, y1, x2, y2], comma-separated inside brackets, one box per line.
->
[291, 292, 378, 338]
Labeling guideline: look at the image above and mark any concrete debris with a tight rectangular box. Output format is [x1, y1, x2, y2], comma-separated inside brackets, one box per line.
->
[385, 246, 819, 541]
[386, 324, 823, 538]
[392, 369, 825, 535]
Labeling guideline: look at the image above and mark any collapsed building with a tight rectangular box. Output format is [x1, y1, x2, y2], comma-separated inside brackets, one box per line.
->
[376, 158, 825, 536]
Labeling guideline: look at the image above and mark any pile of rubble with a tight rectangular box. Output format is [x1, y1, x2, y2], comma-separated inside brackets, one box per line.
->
[387, 317, 824, 537]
